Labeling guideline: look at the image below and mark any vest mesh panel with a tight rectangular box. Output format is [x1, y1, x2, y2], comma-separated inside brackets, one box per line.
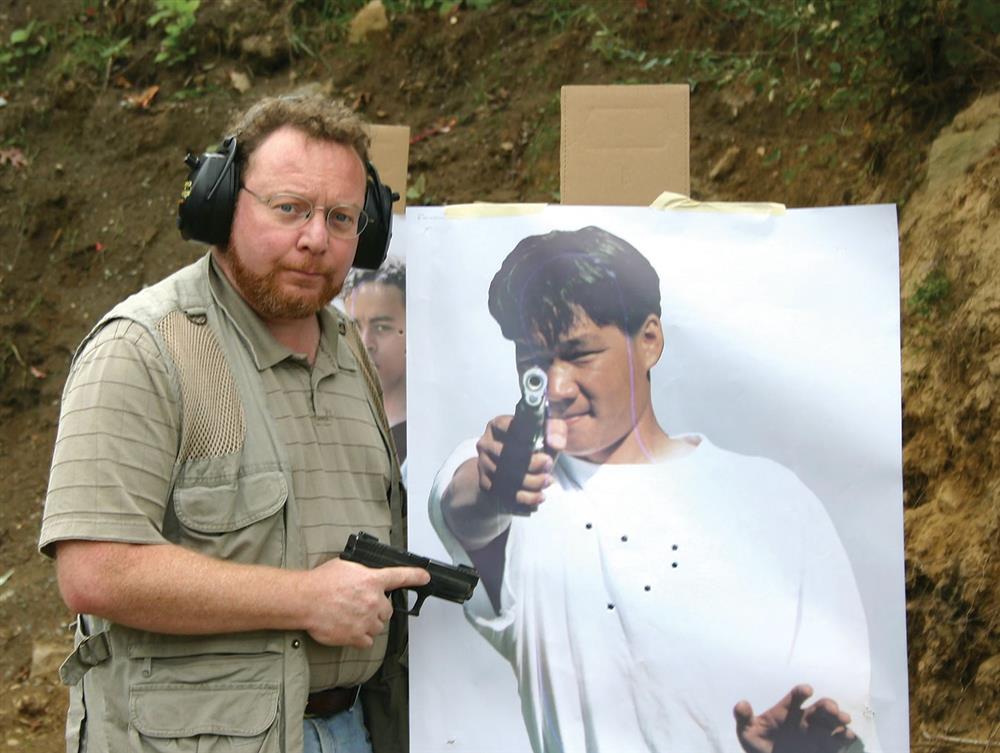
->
[156, 310, 246, 459]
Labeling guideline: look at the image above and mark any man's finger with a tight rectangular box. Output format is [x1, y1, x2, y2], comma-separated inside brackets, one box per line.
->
[802, 697, 851, 730]
[352, 633, 375, 650]
[476, 438, 501, 468]
[764, 683, 812, 729]
[732, 699, 754, 728]
[514, 489, 546, 508]
[787, 683, 814, 709]
[488, 415, 514, 441]
[377, 566, 430, 591]
[526, 451, 554, 475]
[478, 452, 497, 479]
[478, 416, 513, 461]
[520, 467, 553, 493]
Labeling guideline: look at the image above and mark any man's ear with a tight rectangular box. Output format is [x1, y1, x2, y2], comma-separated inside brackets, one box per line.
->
[635, 314, 664, 373]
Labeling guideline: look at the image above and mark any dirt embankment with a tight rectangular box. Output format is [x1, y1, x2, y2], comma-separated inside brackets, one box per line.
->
[900, 93, 1000, 748]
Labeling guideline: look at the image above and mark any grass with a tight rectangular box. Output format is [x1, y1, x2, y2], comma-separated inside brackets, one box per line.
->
[910, 269, 952, 318]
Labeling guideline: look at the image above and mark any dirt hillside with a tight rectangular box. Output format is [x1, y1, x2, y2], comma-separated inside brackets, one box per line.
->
[0, 1, 997, 750]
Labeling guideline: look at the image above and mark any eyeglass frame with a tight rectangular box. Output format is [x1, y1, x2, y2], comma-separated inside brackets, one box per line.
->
[240, 185, 370, 239]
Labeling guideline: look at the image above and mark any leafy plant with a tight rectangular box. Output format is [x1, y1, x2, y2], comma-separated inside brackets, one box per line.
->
[910, 269, 951, 317]
[148, 0, 200, 65]
[55, 29, 132, 81]
[0, 21, 50, 79]
[406, 173, 427, 202]
[170, 84, 217, 101]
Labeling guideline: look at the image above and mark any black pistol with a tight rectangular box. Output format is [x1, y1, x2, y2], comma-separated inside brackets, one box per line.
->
[340, 532, 479, 616]
[492, 366, 548, 516]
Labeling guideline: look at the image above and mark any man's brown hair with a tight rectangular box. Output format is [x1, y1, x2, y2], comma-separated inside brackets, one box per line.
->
[226, 94, 370, 176]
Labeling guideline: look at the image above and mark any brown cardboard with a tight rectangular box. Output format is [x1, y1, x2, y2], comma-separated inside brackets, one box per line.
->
[367, 124, 410, 213]
[561, 85, 689, 206]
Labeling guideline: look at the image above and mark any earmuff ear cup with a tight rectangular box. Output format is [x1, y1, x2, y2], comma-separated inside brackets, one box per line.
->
[177, 136, 240, 247]
[353, 161, 399, 270]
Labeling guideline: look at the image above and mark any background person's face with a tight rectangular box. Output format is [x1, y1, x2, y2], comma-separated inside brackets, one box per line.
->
[345, 281, 406, 394]
[514, 311, 661, 464]
[222, 125, 366, 321]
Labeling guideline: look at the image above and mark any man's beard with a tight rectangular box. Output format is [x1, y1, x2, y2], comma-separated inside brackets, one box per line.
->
[226, 243, 341, 320]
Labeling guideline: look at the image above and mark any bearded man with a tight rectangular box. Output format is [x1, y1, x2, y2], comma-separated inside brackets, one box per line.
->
[39, 96, 427, 753]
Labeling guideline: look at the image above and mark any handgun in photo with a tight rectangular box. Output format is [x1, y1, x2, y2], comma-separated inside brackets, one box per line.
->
[492, 366, 548, 516]
[340, 532, 479, 616]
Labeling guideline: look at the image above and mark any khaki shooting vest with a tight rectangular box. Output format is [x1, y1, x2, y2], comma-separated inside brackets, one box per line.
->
[58, 254, 407, 753]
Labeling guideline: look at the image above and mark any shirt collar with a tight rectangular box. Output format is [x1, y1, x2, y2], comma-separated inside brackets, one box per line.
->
[207, 253, 342, 372]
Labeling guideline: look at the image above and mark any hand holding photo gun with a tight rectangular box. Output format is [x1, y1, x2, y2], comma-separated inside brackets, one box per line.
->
[341, 532, 479, 616]
[490, 367, 552, 515]
[442, 368, 567, 555]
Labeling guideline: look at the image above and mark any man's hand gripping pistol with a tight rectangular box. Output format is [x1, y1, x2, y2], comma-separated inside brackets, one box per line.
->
[491, 366, 549, 516]
[341, 532, 480, 616]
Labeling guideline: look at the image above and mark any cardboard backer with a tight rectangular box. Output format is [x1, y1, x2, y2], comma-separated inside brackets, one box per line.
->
[368, 124, 410, 214]
[561, 84, 689, 206]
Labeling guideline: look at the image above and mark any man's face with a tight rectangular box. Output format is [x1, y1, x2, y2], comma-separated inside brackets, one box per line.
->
[514, 309, 663, 464]
[220, 125, 367, 322]
[344, 281, 406, 395]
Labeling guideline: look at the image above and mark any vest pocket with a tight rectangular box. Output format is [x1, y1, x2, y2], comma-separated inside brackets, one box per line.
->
[129, 682, 280, 752]
[173, 471, 287, 532]
[171, 471, 288, 565]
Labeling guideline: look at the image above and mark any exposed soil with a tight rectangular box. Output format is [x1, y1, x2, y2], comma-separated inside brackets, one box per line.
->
[0, 1, 997, 751]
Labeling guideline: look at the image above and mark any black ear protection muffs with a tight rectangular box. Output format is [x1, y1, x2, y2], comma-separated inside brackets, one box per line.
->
[177, 135, 398, 270]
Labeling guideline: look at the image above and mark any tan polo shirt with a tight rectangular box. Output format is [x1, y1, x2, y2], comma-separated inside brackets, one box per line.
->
[41, 255, 393, 691]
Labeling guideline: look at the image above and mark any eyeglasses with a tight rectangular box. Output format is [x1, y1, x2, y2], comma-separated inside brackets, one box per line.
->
[241, 186, 369, 239]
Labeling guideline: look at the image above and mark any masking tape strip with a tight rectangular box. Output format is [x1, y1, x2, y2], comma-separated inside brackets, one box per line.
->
[440, 195, 784, 218]
[444, 203, 549, 219]
[650, 191, 786, 215]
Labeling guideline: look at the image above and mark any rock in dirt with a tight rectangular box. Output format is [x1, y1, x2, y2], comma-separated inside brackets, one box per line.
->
[229, 70, 252, 94]
[14, 692, 47, 718]
[30, 641, 71, 679]
[925, 92, 1000, 193]
[350, 1, 389, 44]
[240, 34, 287, 67]
[975, 654, 1000, 696]
[710, 146, 741, 181]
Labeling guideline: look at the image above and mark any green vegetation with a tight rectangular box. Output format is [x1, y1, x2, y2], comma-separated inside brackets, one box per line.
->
[406, 173, 427, 202]
[55, 27, 131, 81]
[910, 268, 952, 317]
[148, 0, 200, 65]
[1, 0, 992, 133]
[0, 21, 49, 80]
[584, 0, 999, 114]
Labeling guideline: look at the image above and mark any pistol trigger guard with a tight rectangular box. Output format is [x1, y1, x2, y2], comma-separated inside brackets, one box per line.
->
[408, 591, 430, 617]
